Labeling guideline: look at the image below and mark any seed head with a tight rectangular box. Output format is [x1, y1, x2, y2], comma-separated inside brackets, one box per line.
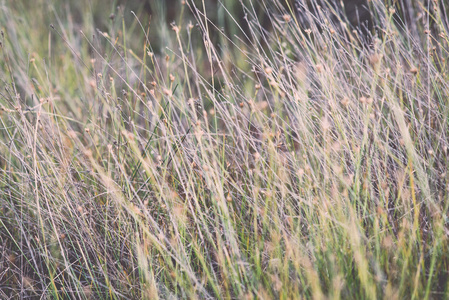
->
[340, 97, 350, 107]
[369, 53, 381, 67]
[163, 88, 172, 96]
[171, 24, 180, 34]
[226, 193, 232, 202]
[410, 66, 418, 74]
[283, 14, 291, 22]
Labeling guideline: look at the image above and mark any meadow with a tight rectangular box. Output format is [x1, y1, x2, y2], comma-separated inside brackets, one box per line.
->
[1, 0, 449, 298]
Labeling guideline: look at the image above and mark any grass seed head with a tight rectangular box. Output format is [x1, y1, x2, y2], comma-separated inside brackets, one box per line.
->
[341, 97, 350, 107]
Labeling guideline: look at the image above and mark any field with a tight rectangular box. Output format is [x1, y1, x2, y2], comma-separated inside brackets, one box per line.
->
[1, 0, 449, 298]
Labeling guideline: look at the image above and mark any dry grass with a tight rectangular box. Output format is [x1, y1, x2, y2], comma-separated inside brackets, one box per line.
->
[1, 0, 449, 299]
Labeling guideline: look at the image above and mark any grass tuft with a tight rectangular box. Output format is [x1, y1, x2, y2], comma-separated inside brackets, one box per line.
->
[1, 0, 449, 298]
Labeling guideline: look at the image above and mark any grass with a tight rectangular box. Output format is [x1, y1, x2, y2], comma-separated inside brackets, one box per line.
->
[1, 0, 449, 298]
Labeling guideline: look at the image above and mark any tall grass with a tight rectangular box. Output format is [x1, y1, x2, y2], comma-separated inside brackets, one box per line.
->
[1, 0, 449, 298]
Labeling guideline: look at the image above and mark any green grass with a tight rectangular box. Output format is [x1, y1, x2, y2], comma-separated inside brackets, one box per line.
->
[1, 0, 449, 298]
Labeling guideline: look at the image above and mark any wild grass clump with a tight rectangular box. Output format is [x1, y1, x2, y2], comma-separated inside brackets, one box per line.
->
[1, 0, 449, 298]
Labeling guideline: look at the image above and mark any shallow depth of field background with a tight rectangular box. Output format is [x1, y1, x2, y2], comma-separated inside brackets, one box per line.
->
[1, 0, 449, 299]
